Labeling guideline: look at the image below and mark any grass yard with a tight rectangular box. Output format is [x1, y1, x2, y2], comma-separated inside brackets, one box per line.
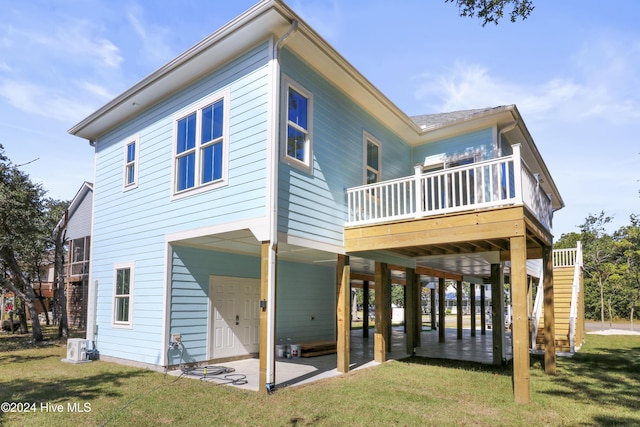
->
[1, 327, 639, 426]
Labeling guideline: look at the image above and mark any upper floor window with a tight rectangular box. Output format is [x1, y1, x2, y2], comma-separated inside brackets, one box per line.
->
[123, 135, 139, 190]
[113, 262, 134, 328]
[364, 132, 381, 184]
[282, 76, 313, 172]
[173, 90, 229, 196]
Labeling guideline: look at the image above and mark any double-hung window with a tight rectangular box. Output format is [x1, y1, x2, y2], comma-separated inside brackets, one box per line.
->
[364, 132, 381, 184]
[173, 90, 229, 196]
[113, 262, 134, 327]
[282, 76, 313, 172]
[123, 135, 139, 190]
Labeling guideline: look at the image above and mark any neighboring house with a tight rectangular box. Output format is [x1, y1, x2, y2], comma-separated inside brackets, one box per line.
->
[69, 1, 567, 402]
[58, 182, 93, 329]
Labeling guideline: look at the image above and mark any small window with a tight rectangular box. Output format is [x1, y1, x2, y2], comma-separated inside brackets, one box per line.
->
[364, 132, 381, 184]
[173, 90, 229, 197]
[113, 263, 134, 327]
[281, 76, 313, 172]
[123, 135, 139, 190]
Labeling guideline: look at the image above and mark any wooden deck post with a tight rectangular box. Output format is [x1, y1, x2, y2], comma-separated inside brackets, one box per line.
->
[374, 262, 390, 362]
[363, 280, 370, 338]
[415, 274, 422, 348]
[480, 285, 486, 335]
[456, 280, 463, 340]
[430, 287, 437, 330]
[438, 277, 446, 343]
[337, 255, 350, 373]
[490, 264, 504, 365]
[259, 241, 276, 393]
[470, 282, 476, 337]
[405, 268, 416, 355]
[543, 246, 556, 374]
[511, 235, 530, 403]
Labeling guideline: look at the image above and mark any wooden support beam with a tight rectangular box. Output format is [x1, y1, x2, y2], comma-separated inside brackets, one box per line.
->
[345, 207, 527, 253]
[511, 235, 531, 403]
[543, 246, 556, 374]
[374, 262, 390, 362]
[456, 280, 463, 340]
[415, 275, 422, 348]
[414, 265, 463, 282]
[336, 255, 350, 373]
[363, 280, 369, 338]
[430, 287, 437, 330]
[470, 283, 476, 337]
[405, 268, 416, 355]
[490, 264, 504, 366]
[259, 242, 273, 394]
[438, 277, 446, 343]
[480, 285, 486, 335]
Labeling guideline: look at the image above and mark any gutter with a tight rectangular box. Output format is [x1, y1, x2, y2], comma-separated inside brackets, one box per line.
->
[265, 19, 298, 392]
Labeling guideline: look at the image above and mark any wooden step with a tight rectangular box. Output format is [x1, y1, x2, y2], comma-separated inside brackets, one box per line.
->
[300, 340, 337, 357]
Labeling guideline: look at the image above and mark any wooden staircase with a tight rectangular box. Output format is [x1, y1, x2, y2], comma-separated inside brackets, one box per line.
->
[533, 245, 584, 354]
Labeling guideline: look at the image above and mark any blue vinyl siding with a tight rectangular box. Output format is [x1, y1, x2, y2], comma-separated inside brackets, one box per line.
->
[278, 49, 411, 246]
[90, 43, 271, 365]
[168, 246, 335, 365]
[412, 127, 495, 165]
[169, 246, 261, 365]
[276, 261, 335, 343]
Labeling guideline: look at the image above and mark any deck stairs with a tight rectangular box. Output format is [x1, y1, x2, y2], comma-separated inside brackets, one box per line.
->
[531, 243, 584, 354]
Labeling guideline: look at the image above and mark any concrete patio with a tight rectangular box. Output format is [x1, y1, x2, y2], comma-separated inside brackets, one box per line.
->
[170, 326, 513, 392]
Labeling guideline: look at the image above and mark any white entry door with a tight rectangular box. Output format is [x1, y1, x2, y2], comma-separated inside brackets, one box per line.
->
[209, 276, 260, 359]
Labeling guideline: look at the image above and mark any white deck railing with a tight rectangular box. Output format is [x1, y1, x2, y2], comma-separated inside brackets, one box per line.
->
[553, 247, 578, 268]
[346, 144, 553, 231]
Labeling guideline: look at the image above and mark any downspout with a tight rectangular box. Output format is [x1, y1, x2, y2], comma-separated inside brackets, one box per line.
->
[266, 19, 298, 391]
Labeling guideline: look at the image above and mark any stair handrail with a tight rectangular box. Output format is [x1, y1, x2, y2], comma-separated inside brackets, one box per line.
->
[569, 241, 583, 352]
[531, 261, 544, 349]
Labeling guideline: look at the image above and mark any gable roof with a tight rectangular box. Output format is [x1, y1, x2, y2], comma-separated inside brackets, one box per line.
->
[55, 181, 94, 232]
[411, 106, 508, 130]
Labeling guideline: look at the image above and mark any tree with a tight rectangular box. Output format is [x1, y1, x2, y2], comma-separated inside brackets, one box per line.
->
[446, 0, 534, 26]
[0, 144, 68, 341]
[614, 214, 640, 328]
[580, 212, 617, 330]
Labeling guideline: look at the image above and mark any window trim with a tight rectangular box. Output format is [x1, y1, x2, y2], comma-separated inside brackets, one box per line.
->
[171, 89, 230, 199]
[363, 131, 382, 184]
[123, 134, 140, 191]
[112, 262, 135, 328]
[281, 75, 313, 173]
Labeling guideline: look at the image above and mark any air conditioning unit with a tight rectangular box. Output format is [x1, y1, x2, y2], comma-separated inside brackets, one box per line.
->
[66, 339, 89, 362]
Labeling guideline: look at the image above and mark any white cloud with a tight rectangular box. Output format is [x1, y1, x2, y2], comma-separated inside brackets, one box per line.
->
[27, 22, 123, 69]
[0, 79, 95, 123]
[126, 4, 175, 66]
[415, 33, 640, 125]
[77, 81, 115, 101]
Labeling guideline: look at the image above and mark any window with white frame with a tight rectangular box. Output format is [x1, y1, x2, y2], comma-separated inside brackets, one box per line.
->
[364, 132, 381, 184]
[113, 263, 134, 327]
[123, 135, 139, 189]
[282, 76, 313, 171]
[173, 90, 229, 195]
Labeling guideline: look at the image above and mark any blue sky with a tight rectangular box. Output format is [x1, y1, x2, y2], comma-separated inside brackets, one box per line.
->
[1, 0, 638, 240]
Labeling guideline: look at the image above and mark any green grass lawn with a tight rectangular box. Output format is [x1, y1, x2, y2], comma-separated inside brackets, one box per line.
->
[1, 327, 639, 426]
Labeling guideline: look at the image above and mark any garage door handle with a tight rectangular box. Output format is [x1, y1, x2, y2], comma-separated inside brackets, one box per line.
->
[235, 315, 239, 325]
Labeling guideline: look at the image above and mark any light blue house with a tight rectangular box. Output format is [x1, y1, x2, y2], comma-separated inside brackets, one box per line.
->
[70, 0, 563, 402]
